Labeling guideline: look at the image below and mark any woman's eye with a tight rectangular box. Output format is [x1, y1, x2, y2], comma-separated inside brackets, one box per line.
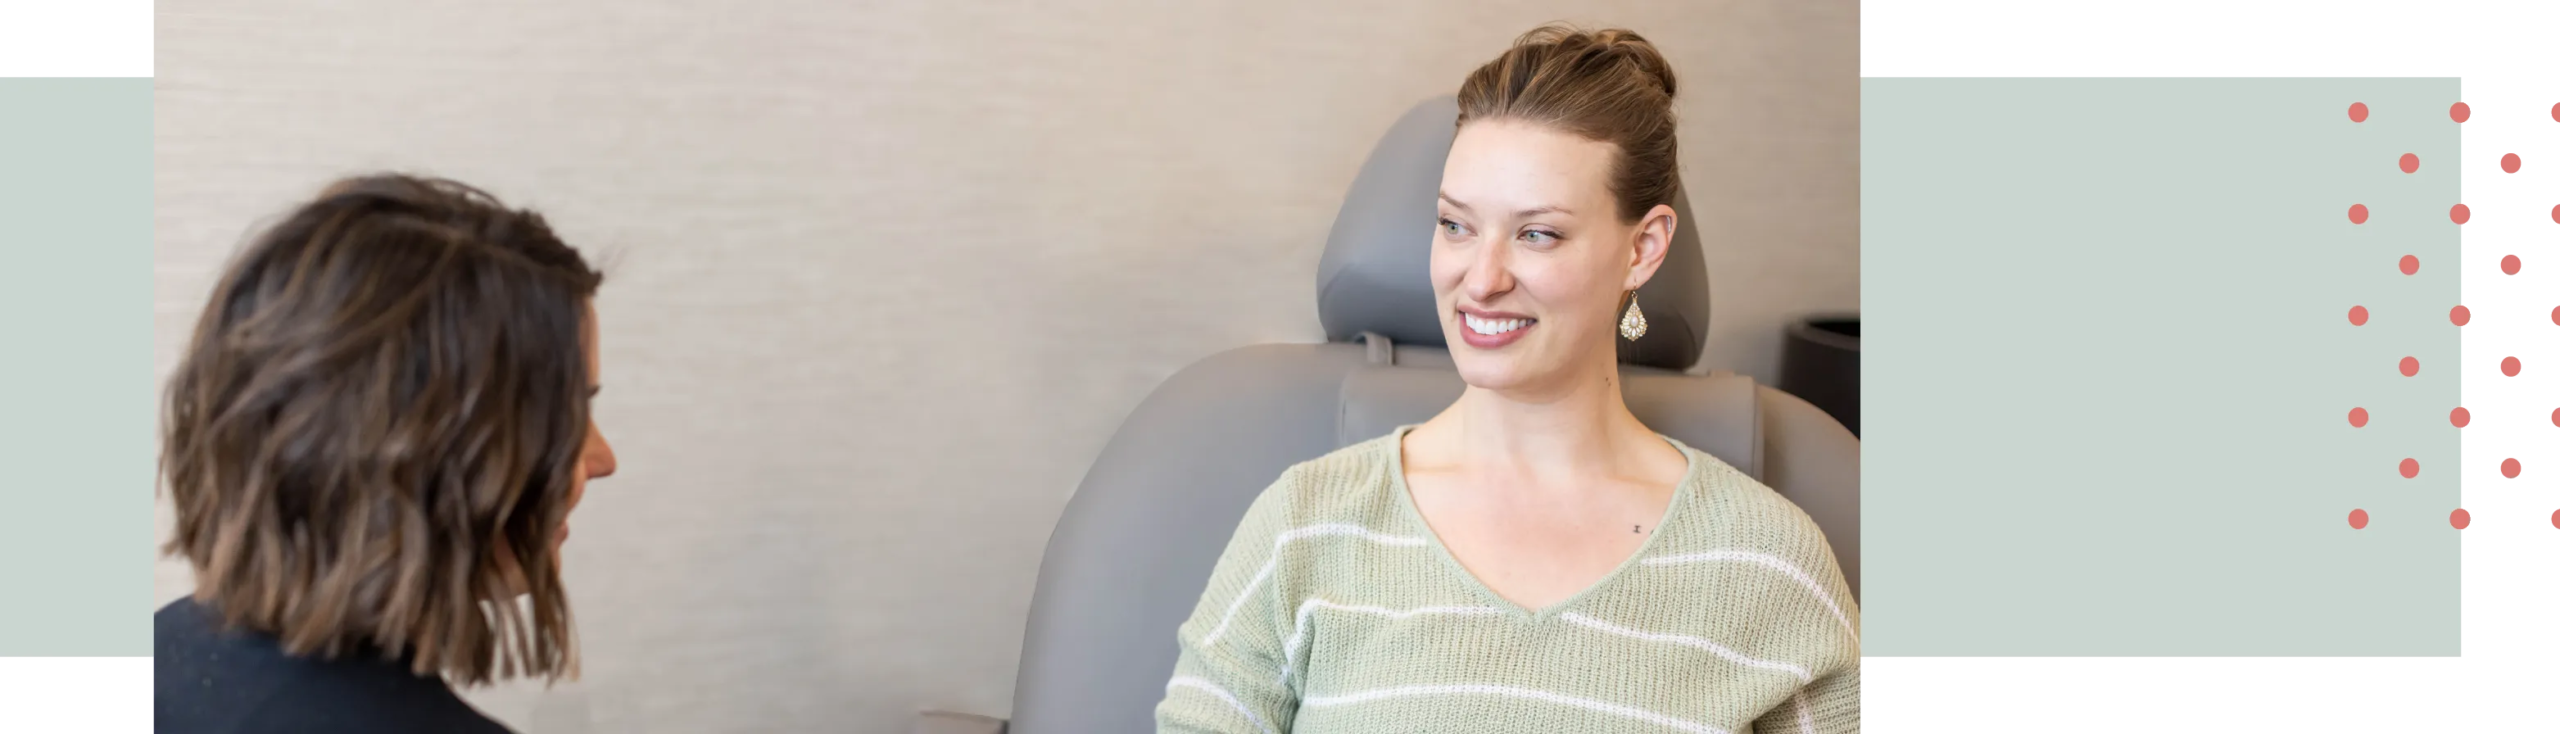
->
[1439, 218, 1467, 237]
[1521, 229, 1557, 245]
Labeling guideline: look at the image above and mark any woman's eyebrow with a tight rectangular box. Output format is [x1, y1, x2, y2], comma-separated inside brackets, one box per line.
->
[1440, 192, 1573, 219]
[1437, 191, 1473, 213]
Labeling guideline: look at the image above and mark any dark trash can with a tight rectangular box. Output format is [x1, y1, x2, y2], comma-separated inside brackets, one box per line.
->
[1778, 314, 1859, 436]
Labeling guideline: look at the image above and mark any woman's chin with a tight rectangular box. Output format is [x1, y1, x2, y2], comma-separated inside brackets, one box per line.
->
[1452, 360, 1532, 391]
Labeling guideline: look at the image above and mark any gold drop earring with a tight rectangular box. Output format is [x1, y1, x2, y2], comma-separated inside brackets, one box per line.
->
[1619, 292, 1648, 341]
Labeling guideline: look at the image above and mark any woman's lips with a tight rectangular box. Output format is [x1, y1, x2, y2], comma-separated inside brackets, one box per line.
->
[1458, 310, 1536, 349]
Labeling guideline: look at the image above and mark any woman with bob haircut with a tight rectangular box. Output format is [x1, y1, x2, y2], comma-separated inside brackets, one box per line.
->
[154, 174, 617, 734]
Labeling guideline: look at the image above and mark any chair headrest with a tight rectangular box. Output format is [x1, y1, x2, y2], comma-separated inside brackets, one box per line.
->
[1315, 96, 1712, 371]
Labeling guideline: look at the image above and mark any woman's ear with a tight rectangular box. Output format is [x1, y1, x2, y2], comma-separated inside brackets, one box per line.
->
[1623, 203, 1678, 291]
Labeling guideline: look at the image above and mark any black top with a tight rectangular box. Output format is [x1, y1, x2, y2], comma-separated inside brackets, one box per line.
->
[155, 598, 514, 734]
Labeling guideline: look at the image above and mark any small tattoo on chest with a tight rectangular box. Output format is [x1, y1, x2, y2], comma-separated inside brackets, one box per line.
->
[1634, 525, 1644, 534]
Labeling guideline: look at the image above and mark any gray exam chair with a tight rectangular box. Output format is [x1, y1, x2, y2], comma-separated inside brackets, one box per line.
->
[937, 96, 1860, 734]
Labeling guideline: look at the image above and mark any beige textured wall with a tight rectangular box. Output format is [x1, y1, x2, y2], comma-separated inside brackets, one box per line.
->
[153, 1, 1855, 731]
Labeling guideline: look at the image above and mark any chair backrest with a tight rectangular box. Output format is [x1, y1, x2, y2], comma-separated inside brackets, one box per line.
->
[1005, 97, 1859, 734]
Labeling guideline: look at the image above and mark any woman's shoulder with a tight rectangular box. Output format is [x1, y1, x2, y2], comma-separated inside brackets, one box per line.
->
[1665, 441, 1842, 563]
[1242, 430, 1408, 527]
[155, 598, 514, 734]
[1652, 442, 1862, 642]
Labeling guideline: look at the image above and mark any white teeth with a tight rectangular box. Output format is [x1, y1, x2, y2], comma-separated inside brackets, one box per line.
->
[1463, 313, 1533, 335]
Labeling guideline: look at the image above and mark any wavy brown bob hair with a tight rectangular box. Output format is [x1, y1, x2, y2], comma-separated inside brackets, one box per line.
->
[162, 174, 602, 684]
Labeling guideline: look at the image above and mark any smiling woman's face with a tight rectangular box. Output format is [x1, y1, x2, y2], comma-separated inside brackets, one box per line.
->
[1433, 119, 1661, 394]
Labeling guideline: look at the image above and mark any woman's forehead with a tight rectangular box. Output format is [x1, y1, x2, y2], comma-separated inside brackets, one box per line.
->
[1442, 121, 1617, 216]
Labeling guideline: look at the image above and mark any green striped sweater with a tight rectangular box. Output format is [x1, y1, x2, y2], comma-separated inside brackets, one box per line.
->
[1155, 426, 1859, 733]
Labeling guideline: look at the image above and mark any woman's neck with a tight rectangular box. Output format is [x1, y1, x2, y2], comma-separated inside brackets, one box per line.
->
[1424, 362, 1655, 485]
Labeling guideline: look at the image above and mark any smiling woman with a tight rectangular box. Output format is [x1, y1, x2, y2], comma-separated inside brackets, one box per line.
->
[1154, 25, 1859, 734]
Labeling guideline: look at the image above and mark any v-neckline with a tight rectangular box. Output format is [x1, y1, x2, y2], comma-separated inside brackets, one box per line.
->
[1386, 424, 1702, 620]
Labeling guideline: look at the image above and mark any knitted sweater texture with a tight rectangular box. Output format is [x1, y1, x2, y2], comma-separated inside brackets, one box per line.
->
[1155, 426, 1860, 733]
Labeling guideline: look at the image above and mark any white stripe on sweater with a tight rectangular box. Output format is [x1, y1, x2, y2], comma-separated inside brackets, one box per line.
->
[1641, 550, 1856, 640]
[1556, 611, 1812, 683]
[1792, 690, 1813, 734]
[1199, 524, 1427, 647]
[1302, 683, 1728, 734]
[1166, 676, 1277, 734]
[1280, 599, 1505, 683]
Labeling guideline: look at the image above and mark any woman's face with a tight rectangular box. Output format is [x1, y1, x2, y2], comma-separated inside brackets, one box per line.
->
[1433, 119, 1672, 394]
[559, 301, 617, 549]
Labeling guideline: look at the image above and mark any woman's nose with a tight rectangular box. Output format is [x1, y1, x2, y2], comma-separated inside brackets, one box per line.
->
[585, 423, 618, 480]
[1463, 242, 1514, 301]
